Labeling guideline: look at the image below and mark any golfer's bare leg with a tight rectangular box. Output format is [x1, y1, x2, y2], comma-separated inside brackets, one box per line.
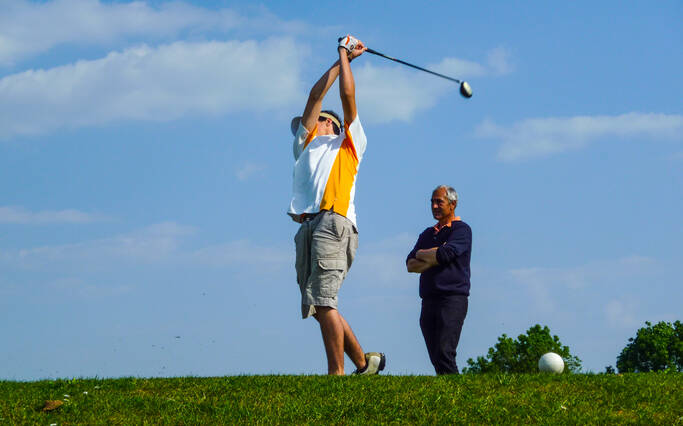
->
[314, 306, 345, 375]
[339, 313, 366, 370]
[315, 307, 366, 374]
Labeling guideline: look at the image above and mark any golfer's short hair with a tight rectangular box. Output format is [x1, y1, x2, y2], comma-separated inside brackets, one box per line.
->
[434, 185, 458, 205]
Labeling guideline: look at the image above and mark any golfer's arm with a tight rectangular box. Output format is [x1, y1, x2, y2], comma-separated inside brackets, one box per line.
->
[301, 60, 341, 132]
[338, 47, 357, 124]
[407, 258, 432, 273]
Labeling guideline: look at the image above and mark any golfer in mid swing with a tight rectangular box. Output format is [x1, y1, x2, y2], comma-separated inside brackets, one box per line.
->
[288, 35, 385, 375]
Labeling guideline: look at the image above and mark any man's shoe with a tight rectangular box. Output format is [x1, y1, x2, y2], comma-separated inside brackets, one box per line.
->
[352, 352, 386, 375]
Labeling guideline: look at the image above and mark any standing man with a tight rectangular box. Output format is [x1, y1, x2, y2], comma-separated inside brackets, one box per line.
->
[287, 35, 385, 375]
[406, 185, 472, 375]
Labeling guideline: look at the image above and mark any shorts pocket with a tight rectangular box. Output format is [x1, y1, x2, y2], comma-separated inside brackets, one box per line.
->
[314, 258, 347, 298]
[294, 225, 309, 286]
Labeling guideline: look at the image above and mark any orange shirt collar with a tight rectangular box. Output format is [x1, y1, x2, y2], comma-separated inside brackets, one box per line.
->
[434, 216, 461, 233]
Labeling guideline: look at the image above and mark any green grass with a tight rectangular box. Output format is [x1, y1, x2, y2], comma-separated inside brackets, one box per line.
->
[1, 374, 681, 424]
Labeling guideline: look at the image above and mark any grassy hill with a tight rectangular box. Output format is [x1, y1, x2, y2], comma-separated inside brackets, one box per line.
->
[1, 373, 681, 424]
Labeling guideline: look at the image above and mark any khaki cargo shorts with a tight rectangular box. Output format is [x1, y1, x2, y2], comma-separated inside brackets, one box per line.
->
[294, 210, 358, 319]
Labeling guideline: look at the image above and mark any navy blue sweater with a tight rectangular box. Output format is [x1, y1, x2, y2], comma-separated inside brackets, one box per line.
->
[406, 220, 472, 299]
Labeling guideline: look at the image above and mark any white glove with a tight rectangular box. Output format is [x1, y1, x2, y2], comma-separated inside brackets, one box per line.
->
[338, 35, 360, 53]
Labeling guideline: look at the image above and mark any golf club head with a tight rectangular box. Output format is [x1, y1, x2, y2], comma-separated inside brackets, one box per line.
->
[460, 81, 473, 98]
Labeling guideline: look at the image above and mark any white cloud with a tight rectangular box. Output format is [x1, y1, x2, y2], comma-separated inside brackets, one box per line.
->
[5, 222, 196, 265]
[508, 256, 656, 313]
[0, 38, 304, 140]
[235, 162, 267, 181]
[434, 46, 514, 78]
[0, 0, 310, 67]
[355, 47, 512, 124]
[509, 256, 655, 288]
[355, 64, 441, 123]
[0, 205, 110, 224]
[349, 233, 418, 287]
[190, 240, 291, 268]
[107, 222, 196, 260]
[46, 276, 133, 299]
[0, 221, 296, 270]
[604, 299, 639, 329]
[485, 47, 514, 75]
[476, 112, 683, 162]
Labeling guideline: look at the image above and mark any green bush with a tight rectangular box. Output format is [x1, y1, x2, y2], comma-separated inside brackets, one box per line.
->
[616, 320, 682, 373]
[464, 324, 582, 373]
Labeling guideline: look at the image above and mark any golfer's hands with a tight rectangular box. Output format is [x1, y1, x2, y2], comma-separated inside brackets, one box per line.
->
[349, 39, 366, 59]
[338, 35, 367, 60]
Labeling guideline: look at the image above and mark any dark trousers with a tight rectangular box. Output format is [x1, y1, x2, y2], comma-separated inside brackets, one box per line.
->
[420, 295, 468, 375]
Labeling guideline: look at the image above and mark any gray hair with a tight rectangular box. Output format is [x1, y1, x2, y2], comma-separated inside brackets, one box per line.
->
[434, 185, 458, 205]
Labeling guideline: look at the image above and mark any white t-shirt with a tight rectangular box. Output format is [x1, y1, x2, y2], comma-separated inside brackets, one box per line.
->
[288, 115, 367, 228]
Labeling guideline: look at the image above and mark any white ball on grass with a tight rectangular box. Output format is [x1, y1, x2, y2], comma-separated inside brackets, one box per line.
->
[538, 352, 564, 374]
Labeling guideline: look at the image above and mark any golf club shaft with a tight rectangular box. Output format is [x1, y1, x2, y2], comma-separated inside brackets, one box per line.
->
[365, 48, 462, 84]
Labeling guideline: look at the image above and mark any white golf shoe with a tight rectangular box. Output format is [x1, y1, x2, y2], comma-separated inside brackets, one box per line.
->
[352, 352, 386, 375]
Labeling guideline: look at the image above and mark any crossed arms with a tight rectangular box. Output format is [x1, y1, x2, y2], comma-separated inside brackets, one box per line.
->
[407, 248, 439, 273]
[406, 225, 472, 274]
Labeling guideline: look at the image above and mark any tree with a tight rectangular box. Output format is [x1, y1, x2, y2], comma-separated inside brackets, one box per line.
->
[464, 324, 582, 373]
[616, 320, 682, 373]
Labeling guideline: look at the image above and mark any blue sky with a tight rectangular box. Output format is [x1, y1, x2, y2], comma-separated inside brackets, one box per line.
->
[1, 0, 681, 379]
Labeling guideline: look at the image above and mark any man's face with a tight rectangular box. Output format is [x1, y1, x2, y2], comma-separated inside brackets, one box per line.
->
[431, 188, 455, 221]
[317, 117, 335, 136]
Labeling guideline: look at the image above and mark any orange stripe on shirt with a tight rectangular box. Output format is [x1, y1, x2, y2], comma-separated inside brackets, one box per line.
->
[320, 124, 359, 217]
[303, 124, 318, 150]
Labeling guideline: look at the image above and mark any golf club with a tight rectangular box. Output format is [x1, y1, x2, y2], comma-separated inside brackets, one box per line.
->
[339, 38, 472, 98]
[366, 48, 472, 99]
